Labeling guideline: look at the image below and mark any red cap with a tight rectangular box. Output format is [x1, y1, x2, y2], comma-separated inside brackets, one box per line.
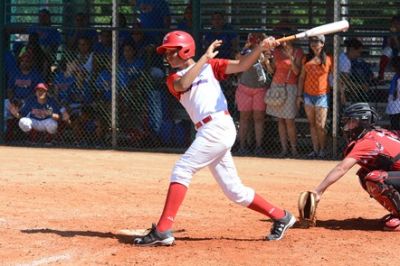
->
[35, 83, 48, 91]
[156, 31, 195, 60]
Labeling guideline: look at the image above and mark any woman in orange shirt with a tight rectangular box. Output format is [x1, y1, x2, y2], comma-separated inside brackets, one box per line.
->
[266, 40, 303, 157]
[297, 35, 332, 158]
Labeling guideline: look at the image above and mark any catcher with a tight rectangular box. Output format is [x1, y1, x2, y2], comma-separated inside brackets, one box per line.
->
[300, 102, 400, 231]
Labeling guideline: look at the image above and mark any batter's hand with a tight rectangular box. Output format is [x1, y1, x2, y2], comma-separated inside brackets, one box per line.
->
[205, 40, 222, 59]
[260, 37, 279, 52]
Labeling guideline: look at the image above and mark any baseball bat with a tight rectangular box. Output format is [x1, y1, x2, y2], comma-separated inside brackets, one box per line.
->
[276, 20, 349, 43]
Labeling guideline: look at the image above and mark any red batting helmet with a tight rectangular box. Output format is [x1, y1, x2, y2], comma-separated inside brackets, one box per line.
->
[156, 31, 195, 60]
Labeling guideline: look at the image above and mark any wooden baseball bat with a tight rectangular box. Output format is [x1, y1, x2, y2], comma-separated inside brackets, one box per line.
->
[276, 20, 350, 43]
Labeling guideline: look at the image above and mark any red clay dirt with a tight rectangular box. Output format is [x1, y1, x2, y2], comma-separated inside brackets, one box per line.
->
[0, 146, 398, 265]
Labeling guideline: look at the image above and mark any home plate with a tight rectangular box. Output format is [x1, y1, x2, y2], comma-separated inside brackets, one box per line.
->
[116, 228, 150, 236]
[116, 228, 185, 236]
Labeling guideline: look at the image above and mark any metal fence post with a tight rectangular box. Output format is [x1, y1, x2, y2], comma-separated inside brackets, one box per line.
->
[111, 0, 119, 148]
[0, 1, 5, 144]
[332, 0, 341, 158]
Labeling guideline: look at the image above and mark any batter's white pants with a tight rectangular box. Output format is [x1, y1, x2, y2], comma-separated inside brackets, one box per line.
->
[19, 117, 58, 134]
[170, 114, 255, 206]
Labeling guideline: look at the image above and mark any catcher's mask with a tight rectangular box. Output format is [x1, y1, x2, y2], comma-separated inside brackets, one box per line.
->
[156, 30, 195, 60]
[341, 102, 378, 142]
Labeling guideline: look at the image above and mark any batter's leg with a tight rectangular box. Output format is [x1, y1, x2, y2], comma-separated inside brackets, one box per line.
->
[157, 128, 233, 232]
[208, 150, 285, 220]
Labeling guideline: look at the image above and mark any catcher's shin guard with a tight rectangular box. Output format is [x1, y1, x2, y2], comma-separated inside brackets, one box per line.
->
[365, 170, 400, 217]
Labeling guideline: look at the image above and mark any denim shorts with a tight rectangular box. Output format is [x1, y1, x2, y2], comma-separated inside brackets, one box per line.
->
[303, 93, 329, 108]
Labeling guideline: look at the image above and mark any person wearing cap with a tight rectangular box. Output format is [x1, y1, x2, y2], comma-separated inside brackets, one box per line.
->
[132, 30, 297, 247]
[297, 35, 333, 159]
[8, 83, 62, 144]
[339, 38, 373, 104]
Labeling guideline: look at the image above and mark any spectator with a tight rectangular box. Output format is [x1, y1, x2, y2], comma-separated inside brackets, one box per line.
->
[4, 52, 43, 141]
[8, 51, 44, 102]
[92, 58, 128, 146]
[65, 12, 98, 51]
[73, 36, 97, 76]
[130, 22, 161, 68]
[177, 4, 192, 32]
[119, 42, 145, 85]
[297, 35, 333, 158]
[53, 60, 93, 145]
[339, 38, 373, 104]
[8, 83, 62, 145]
[235, 33, 268, 156]
[122, 71, 155, 148]
[133, 0, 171, 42]
[95, 57, 128, 103]
[4, 90, 19, 142]
[27, 9, 61, 60]
[385, 56, 400, 130]
[266, 38, 303, 157]
[203, 11, 239, 59]
[110, 13, 133, 48]
[378, 15, 400, 82]
[93, 29, 112, 57]
[5, 50, 17, 81]
[19, 32, 51, 81]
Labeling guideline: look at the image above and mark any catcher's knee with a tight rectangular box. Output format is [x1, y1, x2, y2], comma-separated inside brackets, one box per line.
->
[223, 184, 255, 206]
[45, 120, 58, 134]
[19, 117, 32, 132]
[365, 170, 400, 216]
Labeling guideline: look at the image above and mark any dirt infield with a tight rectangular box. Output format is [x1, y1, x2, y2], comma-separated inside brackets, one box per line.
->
[0, 146, 398, 265]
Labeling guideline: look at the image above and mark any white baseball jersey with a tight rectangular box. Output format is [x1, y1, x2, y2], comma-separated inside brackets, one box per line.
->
[166, 59, 229, 124]
[166, 58, 255, 206]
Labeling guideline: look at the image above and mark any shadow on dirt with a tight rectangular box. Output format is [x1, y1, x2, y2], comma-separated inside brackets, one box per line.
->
[308, 217, 383, 231]
[21, 228, 136, 244]
[261, 216, 384, 231]
[21, 228, 265, 244]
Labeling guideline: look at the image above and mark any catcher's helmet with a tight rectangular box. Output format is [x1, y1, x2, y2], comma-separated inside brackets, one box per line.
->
[341, 102, 378, 141]
[156, 31, 195, 60]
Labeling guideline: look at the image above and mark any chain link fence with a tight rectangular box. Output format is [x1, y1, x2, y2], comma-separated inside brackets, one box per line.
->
[2, 0, 399, 160]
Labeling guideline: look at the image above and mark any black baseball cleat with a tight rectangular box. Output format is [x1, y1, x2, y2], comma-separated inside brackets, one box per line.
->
[133, 224, 175, 246]
[266, 211, 296, 241]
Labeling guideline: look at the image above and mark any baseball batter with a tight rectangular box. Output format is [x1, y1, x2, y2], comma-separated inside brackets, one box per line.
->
[134, 31, 296, 247]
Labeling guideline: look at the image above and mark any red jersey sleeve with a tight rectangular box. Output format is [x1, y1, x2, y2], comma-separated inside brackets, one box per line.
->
[166, 73, 181, 100]
[345, 138, 377, 162]
[208, 58, 229, 81]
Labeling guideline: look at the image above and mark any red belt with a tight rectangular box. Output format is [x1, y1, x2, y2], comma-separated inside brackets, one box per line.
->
[195, 110, 230, 129]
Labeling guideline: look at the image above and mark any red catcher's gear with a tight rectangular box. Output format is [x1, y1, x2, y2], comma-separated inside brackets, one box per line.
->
[156, 31, 195, 60]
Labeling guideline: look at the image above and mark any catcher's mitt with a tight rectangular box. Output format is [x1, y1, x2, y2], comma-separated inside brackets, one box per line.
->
[298, 191, 318, 228]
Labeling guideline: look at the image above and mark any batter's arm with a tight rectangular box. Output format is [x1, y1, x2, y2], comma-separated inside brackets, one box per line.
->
[314, 157, 357, 201]
[174, 40, 222, 92]
[225, 37, 279, 74]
